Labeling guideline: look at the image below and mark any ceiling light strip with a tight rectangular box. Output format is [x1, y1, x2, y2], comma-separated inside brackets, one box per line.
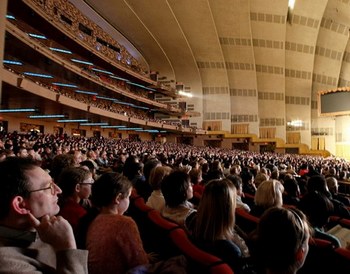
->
[49, 47, 73, 54]
[29, 114, 65, 119]
[57, 119, 89, 123]
[0, 108, 37, 113]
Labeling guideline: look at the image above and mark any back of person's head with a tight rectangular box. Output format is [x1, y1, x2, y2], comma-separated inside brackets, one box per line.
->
[260, 167, 269, 175]
[201, 162, 209, 173]
[226, 174, 242, 194]
[58, 167, 91, 200]
[326, 176, 338, 194]
[254, 207, 310, 273]
[0, 157, 38, 220]
[254, 179, 284, 209]
[127, 162, 144, 181]
[271, 169, 279, 180]
[91, 173, 132, 208]
[298, 191, 334, 228]
[229, 164, 241, 175]
[143, 158, 161, 182]
[284, 178, 300, 198]
[80, 160, 96, 174]
[161, 170, 191, 207]
[254, 172, 268, 187]
[241, 170, 254, 184]
[123, 155, 139, 180]
[189, 168, 202, 185]
[328, 167, 337, 177]
[50, 154, 75, 182]
[211, 160, 222, 171]
[307, 175, 328, 194]
[339, 170, 347, 180]
[194, 179, 236, 242]
[149, 165, 172, 190]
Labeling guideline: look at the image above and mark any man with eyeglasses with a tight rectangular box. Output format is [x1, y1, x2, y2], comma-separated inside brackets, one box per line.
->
[0, 157, 88, 273]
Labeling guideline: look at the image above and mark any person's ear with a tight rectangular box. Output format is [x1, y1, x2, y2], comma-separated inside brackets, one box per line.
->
[295, 246, 306, 262]
[75, 184, 81, 192]
[12, 196, 30, 215]
[115, 193, 122, 205]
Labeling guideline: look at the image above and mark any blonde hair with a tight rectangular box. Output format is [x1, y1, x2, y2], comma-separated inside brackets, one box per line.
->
[254, 179, 284, 209]
[149, 166, 172, 190]
[194, 179, 236, 242]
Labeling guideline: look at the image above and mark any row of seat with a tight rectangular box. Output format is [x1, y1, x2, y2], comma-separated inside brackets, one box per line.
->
[128, 193, 234, 274]
[130, 190, 350, 274]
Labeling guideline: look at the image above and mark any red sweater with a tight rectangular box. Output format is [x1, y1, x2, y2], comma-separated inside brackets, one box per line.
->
[59, 199, 87, 233]
[86, 214, 149, 274]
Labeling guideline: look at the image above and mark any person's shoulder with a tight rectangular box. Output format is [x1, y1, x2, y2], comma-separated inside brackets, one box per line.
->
[114, 214, 138, 228]
[0, 246, 51, 272]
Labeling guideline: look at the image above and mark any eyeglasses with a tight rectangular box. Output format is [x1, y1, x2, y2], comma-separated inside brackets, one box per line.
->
[28, 181, 56, 195]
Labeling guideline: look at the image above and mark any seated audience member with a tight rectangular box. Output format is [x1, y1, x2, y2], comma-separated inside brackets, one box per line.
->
[286, 164, 298, 176]
[15, 146, 29, 158]
[49, 154, 75, 183]
[325, 167, 337, 178]
[80, 160, 98, 181]
[251, 207, 310, 274]
[135, 158, 160, 200]
[307, 175, 350, 219]
[86, 149, 99, 171]
[192, 179, 250, 273]
[283, 178, 301, 206]
[298, 191, 341, 248]
[123, 155, 140, 181]
[206, 160, 224, 181]
[307, 165, 320, 177]
[96, 149, 109, 168]
[146, 165, 172, 211]
[201, 162, 210, 183]
[230, 164, 242, 176]
[0, 157, 88, 273]
[254, 171, 268, 189]
[298, 163, 309, 177]
[226, 175, 251, 212]
[241, 170, 257, 196]
[326, 176, 350, 206]
[86, 173, 149, 274]
[124, 157, 145, 186]
[250, 179, 284, 218]
[270, 169, 279, 181]
[161, 170, 196, 229]
[58, 167, 93, 233]
[223, 161, 232, 177]
[189, 168, 205, 195]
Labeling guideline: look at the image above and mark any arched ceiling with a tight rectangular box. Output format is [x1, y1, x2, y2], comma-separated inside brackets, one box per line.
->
[80, 0, 350, 94]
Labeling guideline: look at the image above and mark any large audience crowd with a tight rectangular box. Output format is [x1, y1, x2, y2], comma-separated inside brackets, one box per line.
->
[0, 132, 349, 274]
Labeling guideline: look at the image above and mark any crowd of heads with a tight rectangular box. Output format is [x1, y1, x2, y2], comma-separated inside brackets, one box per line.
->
[0, 131, 350, 273]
